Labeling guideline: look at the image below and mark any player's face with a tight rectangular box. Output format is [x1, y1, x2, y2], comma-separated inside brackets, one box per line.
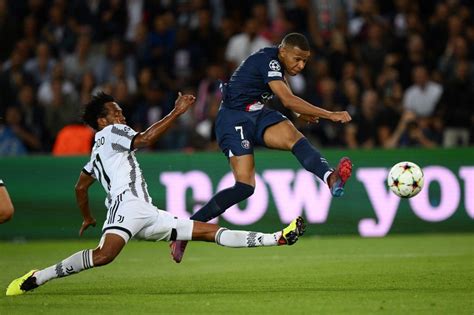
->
[104, 102, 126, 125]
[280, 46, 310, 76]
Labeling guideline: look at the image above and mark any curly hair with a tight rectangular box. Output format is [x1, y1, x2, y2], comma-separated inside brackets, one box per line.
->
[82, 92, 115, 130]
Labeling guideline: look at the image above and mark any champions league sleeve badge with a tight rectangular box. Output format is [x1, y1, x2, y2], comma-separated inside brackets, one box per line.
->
[269, 60, 281, 71]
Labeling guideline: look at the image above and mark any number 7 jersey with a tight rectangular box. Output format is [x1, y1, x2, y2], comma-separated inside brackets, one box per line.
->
[82, 124, 152, 208]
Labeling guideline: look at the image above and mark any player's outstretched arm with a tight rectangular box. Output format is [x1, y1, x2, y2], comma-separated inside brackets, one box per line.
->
[269, 80, 351, 123]
[132, 92, 196, 149]
[75, 171, 97, 236]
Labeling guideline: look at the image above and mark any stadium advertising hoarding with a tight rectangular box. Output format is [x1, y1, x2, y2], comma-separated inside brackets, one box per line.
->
[160, 165, 474, 237]
[0, 148, 472, 239]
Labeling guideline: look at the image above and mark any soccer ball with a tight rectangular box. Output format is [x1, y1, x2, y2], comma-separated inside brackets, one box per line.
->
[387, 161, 424, 198]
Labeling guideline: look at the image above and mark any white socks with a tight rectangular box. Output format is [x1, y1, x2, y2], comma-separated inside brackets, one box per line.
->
[215, 228, 282, 248]
[35, 249, 94, 285]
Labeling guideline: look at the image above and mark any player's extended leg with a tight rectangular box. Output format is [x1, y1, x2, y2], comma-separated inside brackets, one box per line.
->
[191, 217, 306, 247]
[6, 233, 126, 296]
[171, 154, 257, 262]
[263, 120, 352, 197]
[190, 154, 256, 222]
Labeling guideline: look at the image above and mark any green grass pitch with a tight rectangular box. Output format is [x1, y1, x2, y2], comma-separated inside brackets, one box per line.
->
[1, 234, 473, 314]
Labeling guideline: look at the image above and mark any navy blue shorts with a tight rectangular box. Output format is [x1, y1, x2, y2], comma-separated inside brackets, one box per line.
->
[215, 106, 288, 157]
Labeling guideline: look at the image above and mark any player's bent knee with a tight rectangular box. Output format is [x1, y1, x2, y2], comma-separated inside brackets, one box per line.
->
[236, 181, 255, 198]
[288, 133, 304, 148]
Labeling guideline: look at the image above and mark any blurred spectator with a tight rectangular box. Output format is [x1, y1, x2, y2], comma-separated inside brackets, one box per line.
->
[348, 0, 385, 41]
[438, 60, 474, 147]
[344, 89, 380, 149]
[171, 27, 199, 87]
[101, 37, 137, 92]
[327, 30, 349, 81]
[426, 2, 450, 58]
[24, 42, 56, 85]
[149, 12, 176, 68]
[41, 3, 76, 55]
[190, 8, 224, 65]
[43, 78, 80, 140]
[21, 14, 40, 54]
[225, 17, 271, 71]
[0, 106, 41, 155]
[132, 81, 170, 134]
[398, 33, 430, 88]
[16, 84, 48, 151]
[438, 36, 474, 81]
[132, 22, 152, 69]
[112, 79, 135, 120]
[0, 48, 32, 111]
[0, 0, 18, 62]
[38, 62, 78, 107]
[68, 0, 101, 39]
[309, 0, 348, 47]
[79, 71, 97, 105]
[306, 77, 345, 146]
[63, 33, 105, 85]
[98, 0, 127, 40]
[193, 63, 224, 149]
[341, 78, 361, 115]
[359, 22, 388, 82]
[284, 0, 312, 36]
[385, 110, 438, 148]
[52, 124, 94, 156]
[125, 0, 144, 42]
[403, 65, 443, 117]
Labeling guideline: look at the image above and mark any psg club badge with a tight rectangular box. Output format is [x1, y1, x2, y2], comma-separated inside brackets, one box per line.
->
[241, 140, 251, 149]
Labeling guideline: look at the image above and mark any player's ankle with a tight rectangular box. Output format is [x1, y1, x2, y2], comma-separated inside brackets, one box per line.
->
[327, 170, 336, 189]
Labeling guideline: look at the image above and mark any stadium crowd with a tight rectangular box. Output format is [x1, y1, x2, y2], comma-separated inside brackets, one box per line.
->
[0, 0, 473, 155]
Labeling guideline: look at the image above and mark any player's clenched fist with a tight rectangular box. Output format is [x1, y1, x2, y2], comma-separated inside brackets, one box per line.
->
[174, 92, 196, 115]
[330, 111, 352, 123]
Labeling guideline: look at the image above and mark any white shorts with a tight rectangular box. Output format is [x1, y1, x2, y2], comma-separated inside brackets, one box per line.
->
[101, 190, 193, 243]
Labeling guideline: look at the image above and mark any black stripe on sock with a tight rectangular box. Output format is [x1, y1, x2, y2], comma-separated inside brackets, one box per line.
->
[82, 250, 87, 269]
[82, 250, 91, 269]
[86, 249, 92, 269]
[170, 228, 177, 241]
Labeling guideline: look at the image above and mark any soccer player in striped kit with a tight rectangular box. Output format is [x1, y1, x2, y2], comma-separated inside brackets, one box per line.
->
[6, 92, 305, 296]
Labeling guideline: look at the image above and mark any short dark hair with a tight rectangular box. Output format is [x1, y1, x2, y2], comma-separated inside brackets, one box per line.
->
[82, 92, 115, 130]
[281, 33, 310, 51]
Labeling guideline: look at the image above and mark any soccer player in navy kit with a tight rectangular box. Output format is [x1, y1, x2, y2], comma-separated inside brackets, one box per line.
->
[171, 33, 353, 262]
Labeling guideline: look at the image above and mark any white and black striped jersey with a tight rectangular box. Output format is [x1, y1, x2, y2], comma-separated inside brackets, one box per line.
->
[83, 124, 152, 208]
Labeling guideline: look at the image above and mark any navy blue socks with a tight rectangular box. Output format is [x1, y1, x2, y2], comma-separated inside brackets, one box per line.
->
[291, 137, 330, 181]
[191, 181, 255, 222]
